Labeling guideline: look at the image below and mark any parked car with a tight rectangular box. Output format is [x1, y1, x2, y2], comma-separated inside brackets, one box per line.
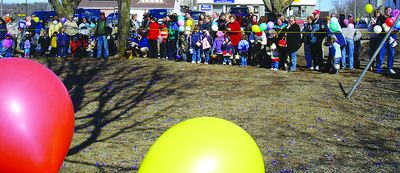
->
[356, 20, 368, 29]
[148, 9, 171, 20]
[107, 12, 119, 24]
[228, 7, 250, 27]
[75, 8, 101, 21]
[31, 11, 57, 22]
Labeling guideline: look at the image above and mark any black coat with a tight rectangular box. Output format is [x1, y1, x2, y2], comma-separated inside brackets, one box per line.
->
[286, 23, 302, 52]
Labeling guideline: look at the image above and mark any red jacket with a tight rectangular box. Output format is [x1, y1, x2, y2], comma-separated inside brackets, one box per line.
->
[228, 21, 242, 47]
[147, 21, 160, 40]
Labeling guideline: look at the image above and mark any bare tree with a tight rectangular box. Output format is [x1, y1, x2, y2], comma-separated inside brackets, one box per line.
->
[332, 0, 377, 19]
[263, 0, 295, 16]
[49, 0, 81, 18]
[116, 0, 131, 57]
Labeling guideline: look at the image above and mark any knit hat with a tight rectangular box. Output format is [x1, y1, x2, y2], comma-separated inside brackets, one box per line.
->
[270, 43, 276, 50]
[216, 31, 224, 37]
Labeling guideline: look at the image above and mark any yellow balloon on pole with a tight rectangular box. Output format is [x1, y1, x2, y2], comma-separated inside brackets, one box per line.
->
[365, 4, 374, 14]
[139, 117, 265, 173]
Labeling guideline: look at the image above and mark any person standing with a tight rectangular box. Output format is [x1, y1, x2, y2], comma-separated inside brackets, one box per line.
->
[376, 7, 397, 74]
[95, 12, 109, 60]
[303, 16, 314, 69]
[286, 16, 302, 72]
[310, 10, 324, 71]
[227, 15, 242, 53]
[147, 16, 160, 58]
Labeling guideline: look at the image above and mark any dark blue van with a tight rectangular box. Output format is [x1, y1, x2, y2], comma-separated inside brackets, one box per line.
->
[31, 11, 57, 22]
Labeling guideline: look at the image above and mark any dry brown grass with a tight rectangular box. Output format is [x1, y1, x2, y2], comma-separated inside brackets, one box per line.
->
[37, 57, 399, 172]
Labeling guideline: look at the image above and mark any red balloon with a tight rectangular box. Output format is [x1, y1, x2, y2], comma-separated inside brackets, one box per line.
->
[385, 18, 394, 27]
[0, 58, 74, 173]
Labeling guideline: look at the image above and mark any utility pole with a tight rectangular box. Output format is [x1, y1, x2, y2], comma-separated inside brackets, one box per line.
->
[1, 0, 3, 17]
[354, 0, 356, 19]
[25, 0, 28, 17]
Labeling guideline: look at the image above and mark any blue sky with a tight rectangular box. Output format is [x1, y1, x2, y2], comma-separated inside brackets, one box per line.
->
[14, 0, 336, 11]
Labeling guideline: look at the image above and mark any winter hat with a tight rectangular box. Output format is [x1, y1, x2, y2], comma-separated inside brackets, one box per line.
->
[216, 31, 224, 37]
[270, 43, 276, 50]
[256, 32, 262, 36]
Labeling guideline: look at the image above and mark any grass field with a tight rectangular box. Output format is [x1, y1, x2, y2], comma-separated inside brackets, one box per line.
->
[37, 57, 399, 172]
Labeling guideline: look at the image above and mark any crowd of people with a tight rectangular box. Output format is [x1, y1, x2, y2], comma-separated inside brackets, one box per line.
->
[0, 7, 398, 74]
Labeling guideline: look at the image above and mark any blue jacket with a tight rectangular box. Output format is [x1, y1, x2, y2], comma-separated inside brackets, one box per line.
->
[190, 31, 202, 48]
[138, 37, 149, 48]
[57, 33, 69, 46]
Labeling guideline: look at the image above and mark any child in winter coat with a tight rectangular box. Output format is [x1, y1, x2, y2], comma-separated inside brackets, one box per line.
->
[267, 43, 280, 71]
[1, 34, 13, 58]
[202, 30, 212, 64]
[190, 26, 202, 64]
[238, 34, 250, 67]
[57, 29, 69, 58]
[24, 33, 31, 58]
[212, 31, 225, 64]
[50, 32, 58, 56]
[38, 30, 51, 56]
[326, 34, 341, 74]
[159, 25, 168, 59]
[177, 31, 187, 61]
[222, 37, 234, 65]
[70, 34, 87, 59]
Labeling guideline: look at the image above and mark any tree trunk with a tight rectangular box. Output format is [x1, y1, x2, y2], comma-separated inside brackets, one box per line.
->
[263, 0, 294, 16]
[116, 0, 131, 58]
[49, 0, 81, 18]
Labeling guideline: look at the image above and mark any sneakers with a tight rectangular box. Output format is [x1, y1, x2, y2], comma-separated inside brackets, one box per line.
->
[204, 62, 208, 65]
[309, 66, 314, 70]
[191, 61, 196, 64]
[388, 69, 396, 74]
[314, 66, 319, 71]
[197, 61, 201, 64]
[273, 68, 278, 71]
[229, 62, 232, 65]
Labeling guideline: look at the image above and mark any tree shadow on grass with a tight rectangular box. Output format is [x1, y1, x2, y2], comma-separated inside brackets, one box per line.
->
[44, 59, 190, 158]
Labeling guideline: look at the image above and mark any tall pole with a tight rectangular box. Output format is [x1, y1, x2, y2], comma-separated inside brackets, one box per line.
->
[1, 0, 3, 17]
[25, 0, 28, 17]
[354, 0, 356, 19]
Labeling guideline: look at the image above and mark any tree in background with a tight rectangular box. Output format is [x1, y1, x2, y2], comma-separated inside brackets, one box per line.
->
[49, 0, 81, 18]
[263, 0, 295, 16]
[331, 0, 377, 19]
[116, 0, 131, 57]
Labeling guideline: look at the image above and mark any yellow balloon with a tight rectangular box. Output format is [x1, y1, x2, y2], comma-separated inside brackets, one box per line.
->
[186, 19, 193, 26]
[139, 117, 265, 173]
[365, 4, 374, 14]
[252, 25, 261, 33]
[294, 0, 301, 2]
[34, 17, 39, 23]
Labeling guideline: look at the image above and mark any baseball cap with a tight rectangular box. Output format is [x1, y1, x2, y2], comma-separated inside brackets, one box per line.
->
[100, 12, 105, 16]
[312, 10, 321, 15]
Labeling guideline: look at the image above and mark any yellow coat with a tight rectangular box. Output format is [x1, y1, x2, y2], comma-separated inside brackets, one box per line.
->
[49, 22, 62, 37]
[51, 36, 57, 48]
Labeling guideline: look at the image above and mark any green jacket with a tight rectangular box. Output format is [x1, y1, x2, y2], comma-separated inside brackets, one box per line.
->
[96, 19, 107, 36]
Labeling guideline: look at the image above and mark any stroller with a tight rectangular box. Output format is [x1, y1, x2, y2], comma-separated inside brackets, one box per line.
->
[176, 32, 188, 62]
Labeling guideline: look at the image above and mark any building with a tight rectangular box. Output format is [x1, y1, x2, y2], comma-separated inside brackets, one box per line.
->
[195, 0, 316, 18]
[286, 0, 316, 19]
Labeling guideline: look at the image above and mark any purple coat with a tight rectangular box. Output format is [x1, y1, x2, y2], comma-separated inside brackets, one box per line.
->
[212, 36, 224, 54]
[2, 34, 13, 48]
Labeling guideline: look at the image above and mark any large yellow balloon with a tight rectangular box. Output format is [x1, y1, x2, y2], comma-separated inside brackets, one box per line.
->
[139, 117, 265, 173]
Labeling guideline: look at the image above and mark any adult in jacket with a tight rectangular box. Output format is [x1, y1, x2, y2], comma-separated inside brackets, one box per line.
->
[227, 15, 242, 52]
[286, 16, 302, 72]
[147, 17, 160, 58]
